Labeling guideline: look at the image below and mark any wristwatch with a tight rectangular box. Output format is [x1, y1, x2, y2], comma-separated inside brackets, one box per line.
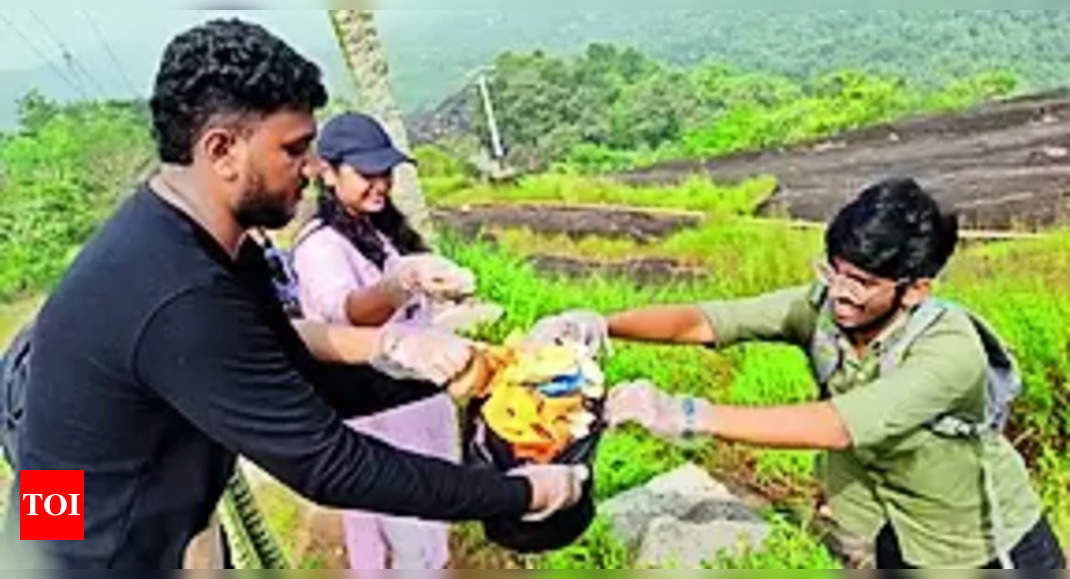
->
[681, 396, 699, 439]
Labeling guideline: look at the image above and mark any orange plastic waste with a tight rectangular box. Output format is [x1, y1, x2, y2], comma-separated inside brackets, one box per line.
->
[473, 331, 604, 464]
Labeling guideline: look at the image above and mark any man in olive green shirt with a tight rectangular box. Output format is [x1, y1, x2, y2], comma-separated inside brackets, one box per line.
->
[530, 178, 1064, 569]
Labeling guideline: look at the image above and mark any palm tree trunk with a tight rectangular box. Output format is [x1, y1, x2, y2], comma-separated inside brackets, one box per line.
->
[328, 10, 435, 242]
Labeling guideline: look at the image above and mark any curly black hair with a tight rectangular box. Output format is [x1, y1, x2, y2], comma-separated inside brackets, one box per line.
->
[826, 177, 959, 280]
[150, 18, 328, 164]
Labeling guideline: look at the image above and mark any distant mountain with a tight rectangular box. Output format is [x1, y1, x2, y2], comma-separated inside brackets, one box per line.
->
[7, 10, 1070, 132]
[384, 9, 1070, 117]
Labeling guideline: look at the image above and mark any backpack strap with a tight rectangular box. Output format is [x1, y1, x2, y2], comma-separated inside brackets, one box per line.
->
[874, 300, 999, 437]
[806, 282, 841, 396]
[878, 298, 947, 376]
[1, 321, 34, 468]
[255, 230, 302, 318]
[290, 218, 326, 250]
[880, 300, 1017, 567]
[964, 313, 1022, 432]
[979, 435, 1016, 568]
[902, 302, 1022, 437]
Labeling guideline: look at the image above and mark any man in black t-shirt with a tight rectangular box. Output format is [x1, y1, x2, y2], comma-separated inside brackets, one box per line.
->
[4, 19, 584, 568]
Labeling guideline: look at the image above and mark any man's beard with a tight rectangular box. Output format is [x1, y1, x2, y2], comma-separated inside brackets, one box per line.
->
[834, 286, 908, 337]
[234, 172, 299, 230]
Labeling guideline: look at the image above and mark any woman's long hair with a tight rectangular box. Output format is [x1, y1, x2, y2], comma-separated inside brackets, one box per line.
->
[304, 170, 429, 270]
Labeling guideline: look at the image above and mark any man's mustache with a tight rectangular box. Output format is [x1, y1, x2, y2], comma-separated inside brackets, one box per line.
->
[832, 295, 864, 310]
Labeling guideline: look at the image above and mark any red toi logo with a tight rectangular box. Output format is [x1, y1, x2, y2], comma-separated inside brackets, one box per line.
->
[19, 470, 84, 541]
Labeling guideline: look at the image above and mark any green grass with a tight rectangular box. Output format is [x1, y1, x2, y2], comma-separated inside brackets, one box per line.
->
[254, 483, 302, 565]
[2, 155, 1065, 565]
[665, 70, 1017, 164]
[441, 236, 831, 565]
[0, 295, 42, 347]
[0, 97, 153, 301]
[532, 516, 633, 569]
[712, 512, 841, 569]
[439, 221, 1070, 565]
[427, 173, 778, 218]
[250, 480, 344, 569]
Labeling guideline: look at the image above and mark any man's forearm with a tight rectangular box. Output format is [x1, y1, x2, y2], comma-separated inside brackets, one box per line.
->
[695, 400, 852, 450]
[311, 362, 440, 418]
[292, 319, 379, 364]
[607, 305, 715, 344]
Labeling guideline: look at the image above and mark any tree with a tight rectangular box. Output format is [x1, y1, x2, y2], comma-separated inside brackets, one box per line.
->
[15, 91, 60, 134]
[328, 10, 435, 241]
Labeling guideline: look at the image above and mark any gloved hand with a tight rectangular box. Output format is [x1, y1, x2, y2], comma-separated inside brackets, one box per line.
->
[370, 323, 473, 386]
[527, 309, 611, 358]
[431, 301, 505, 334]
[605, 379, 700, 440]
[446, 347, 495, 400]
[379, 254, 477, 306]
[508, 463, 590, 522]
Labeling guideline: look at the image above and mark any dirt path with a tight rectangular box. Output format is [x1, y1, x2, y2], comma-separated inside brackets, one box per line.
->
[432, 205, 714, 285]
[431, 205, 703, 243]
[527, 255, 709, 285]
[615, 91, 1070, 230]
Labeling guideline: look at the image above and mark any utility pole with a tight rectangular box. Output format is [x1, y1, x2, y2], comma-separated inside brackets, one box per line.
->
[477, 72, 504, 161]
[471, 68, 515, 182]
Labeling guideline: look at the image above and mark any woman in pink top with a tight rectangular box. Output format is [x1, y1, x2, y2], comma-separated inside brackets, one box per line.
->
[292, 113, 460, 569]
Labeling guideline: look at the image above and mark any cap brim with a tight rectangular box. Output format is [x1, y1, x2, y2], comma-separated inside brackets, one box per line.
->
[341, 147, 416, 175]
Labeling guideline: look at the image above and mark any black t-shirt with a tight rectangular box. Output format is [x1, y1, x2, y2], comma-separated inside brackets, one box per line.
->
[10, 184, 529, 568]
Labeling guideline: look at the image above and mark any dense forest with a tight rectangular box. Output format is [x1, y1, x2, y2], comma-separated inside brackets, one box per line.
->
[393, 10, 1070, 113]
[415, 45, 1018, 172]
[0, 93, 152, 300]
[398, 11, 1070, 170]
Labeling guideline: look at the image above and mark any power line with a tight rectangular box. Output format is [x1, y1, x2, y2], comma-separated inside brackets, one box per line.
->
[20, 10, 90, 98]
[0, 11, 88, 100]
[29, 10, 105, 99]
[82, 10, 140, 99]
[29, 9, 107, 100]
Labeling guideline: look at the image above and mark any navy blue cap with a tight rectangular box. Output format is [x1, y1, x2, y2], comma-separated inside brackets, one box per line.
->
[316, 112, 415, 174]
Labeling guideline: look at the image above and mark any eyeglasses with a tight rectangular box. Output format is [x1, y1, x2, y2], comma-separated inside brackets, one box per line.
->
[813, 259, 909, 303]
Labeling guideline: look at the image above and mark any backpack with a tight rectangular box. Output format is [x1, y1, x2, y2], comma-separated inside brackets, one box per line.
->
[1, 321, 34, 469]
[260, 234, 302, 319]
[807, 283, 1022, 436]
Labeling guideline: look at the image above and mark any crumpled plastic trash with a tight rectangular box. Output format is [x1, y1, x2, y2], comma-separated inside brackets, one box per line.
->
[458, 329, 608, 553]
[472, 331, 605, 464]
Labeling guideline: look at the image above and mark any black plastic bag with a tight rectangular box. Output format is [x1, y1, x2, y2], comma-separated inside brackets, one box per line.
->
[461, 392, 605, 553]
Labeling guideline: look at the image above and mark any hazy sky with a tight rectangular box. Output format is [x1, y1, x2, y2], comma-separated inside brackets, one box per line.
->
[0, 7, 651, 128]
[0, 10, 358, 128]
[0, 7, 686, 129]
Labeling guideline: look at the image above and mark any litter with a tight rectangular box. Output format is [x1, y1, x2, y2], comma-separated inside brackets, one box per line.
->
[457, 328, 610, 553]
[467, 331, 605, 464]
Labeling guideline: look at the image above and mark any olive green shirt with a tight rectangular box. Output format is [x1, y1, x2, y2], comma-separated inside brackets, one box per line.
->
[698, 285, 1042, 567]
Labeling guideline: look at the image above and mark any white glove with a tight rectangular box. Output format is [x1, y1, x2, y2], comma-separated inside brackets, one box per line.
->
[527, 309, 611, 358]
[508, 463, 590, 522]
[380, 254, 477, 306]
[606, 379, 701, 440]
[370, 323, 473, 386]
[431, 301, 505, 334]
